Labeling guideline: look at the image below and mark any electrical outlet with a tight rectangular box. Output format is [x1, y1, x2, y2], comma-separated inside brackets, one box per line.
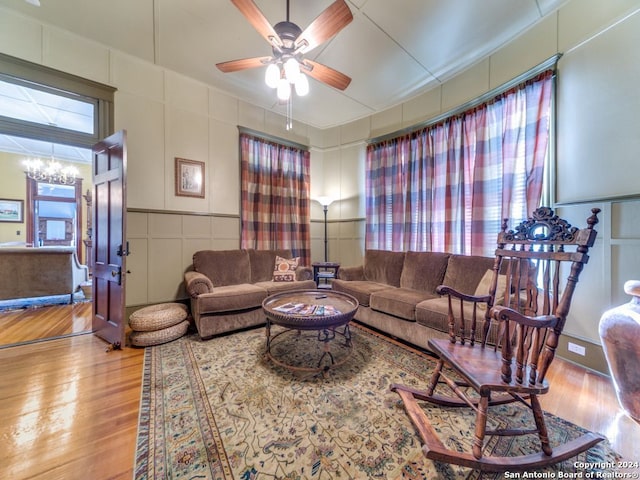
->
[567, 342, 586, 356]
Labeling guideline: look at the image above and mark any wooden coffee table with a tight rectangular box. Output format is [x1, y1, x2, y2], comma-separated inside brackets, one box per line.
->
[262, 289, 359, 375]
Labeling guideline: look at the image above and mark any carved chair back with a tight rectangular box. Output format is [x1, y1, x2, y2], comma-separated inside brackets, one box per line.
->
[446, 207, 600, 386]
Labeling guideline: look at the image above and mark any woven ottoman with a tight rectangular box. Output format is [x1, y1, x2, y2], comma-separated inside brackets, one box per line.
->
[129, 302, 190, 347]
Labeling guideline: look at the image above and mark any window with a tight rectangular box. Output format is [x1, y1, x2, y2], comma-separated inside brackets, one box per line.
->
[0, 77, 96, 134]
[366, 68, 555, 256]
[29, 181, 82, 248]
[239, 130, 311, 265]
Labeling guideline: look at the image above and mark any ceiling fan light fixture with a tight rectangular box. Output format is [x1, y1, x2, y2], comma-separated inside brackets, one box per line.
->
[277, 77, 291, 101]
[284, 57, 301, 83]
[265, 63, 280, 88]
[294, 73, 309, 96]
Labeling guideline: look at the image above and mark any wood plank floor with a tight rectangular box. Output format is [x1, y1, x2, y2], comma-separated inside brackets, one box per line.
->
[0, 302, 92, 347]
[0, 306, 637, 479]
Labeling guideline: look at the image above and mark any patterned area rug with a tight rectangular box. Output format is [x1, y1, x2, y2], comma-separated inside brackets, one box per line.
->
[134, 324, 618, 479]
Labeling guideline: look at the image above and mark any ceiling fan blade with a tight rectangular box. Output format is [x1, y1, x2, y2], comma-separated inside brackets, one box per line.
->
[230, 0, 283, 48]
[303, 59, 351, 91]
[216, 56, 272, 73]
[295, 0, 353, 53]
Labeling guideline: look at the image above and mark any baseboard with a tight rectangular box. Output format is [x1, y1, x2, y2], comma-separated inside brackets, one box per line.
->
[557, 335, 609, 376]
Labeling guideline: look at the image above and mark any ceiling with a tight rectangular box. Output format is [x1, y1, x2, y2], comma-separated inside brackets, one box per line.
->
[0, 0, 568, 129]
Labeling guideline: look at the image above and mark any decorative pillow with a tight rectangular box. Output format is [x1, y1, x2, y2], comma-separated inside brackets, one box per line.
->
[273, 256, 299, 282]
[474, 269, 507, 310]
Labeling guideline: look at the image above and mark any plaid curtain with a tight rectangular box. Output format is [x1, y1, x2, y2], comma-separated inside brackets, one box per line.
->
[240, 133, 311, 265]
[366, 70, 553, 256]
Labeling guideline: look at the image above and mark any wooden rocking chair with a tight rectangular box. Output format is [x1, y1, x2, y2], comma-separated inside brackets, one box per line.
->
[391, 207, 604, 472]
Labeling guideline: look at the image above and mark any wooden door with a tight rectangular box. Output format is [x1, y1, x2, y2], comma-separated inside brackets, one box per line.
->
[91, 130, 128, 349]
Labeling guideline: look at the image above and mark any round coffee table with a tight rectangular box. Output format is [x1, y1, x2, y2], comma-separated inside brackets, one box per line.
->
[262, 290, 359, 375]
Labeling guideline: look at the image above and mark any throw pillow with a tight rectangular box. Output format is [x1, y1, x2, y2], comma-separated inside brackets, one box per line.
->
[273, 256, 299, 282]
[474, 269, 507, 310]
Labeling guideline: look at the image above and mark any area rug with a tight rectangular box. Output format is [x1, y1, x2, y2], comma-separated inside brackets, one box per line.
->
[134, 324, 619, 479]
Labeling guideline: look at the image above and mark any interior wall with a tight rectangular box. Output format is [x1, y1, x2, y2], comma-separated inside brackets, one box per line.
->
[0, 5, 328, 308]
[325, 0, 640, 372]
[1, 1, 639, 373]
[312, 0, 640, 373]
[0, 151, 28, 245]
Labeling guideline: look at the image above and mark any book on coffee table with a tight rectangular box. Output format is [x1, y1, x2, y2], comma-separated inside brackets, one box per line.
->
[273, 303, 341, 316]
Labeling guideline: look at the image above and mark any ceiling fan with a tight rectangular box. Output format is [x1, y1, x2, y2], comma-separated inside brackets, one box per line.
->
[216, 0, 353, 100]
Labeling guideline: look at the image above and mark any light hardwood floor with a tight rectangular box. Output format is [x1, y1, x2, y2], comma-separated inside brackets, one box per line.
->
[0, 302, 92, 347]
[0, 305, 637, 479]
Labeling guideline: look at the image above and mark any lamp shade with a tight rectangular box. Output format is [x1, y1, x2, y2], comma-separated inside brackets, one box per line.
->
[277, 77, 291, 101]
[284, 58, 301, 83]
[316, 196, 334, 207]
[265, 63, 280, 89]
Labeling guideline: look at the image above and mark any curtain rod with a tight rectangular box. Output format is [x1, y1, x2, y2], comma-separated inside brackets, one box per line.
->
[369, 54, 562, 145]
[238, 126, 309, 151]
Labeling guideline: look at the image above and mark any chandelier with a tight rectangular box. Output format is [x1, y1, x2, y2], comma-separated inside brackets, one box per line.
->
[23, 157, 79, 185]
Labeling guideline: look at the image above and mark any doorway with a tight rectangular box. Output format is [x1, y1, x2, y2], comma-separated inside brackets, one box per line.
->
[0, 55, 115, 347]
[0, 143, 94, 347]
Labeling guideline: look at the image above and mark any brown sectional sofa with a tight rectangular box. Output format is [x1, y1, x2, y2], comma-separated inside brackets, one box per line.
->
[332, 249, 499, 351]
[184, 249, 317, 339]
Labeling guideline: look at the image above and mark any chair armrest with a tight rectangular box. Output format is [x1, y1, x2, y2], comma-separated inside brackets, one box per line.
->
[436, 285, 491, 304]
[336, 265, 364, 281]
[184, 271, 214, 298]
[71, 251, 89, 292]
[490, 305, 558, 328]
[295, 266, 313, 281]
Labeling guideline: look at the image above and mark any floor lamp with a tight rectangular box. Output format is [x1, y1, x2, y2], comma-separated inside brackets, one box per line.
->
[316, 196, 334, 263]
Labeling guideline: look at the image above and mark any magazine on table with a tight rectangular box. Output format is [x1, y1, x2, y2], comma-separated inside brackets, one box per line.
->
[273, 303, 341, 316]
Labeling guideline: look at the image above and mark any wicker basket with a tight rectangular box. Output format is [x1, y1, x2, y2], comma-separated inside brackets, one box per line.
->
[129, 303, 188, 331]
[129, 320, 190, 347]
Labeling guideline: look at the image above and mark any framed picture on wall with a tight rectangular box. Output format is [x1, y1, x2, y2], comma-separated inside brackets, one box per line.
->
[175, 158, 205, 198]
[0, 198, 24, 223]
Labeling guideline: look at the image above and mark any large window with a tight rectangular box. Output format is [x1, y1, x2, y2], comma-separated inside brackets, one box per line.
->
[239, 129, 311, 265]
[366, 68, 555, 256]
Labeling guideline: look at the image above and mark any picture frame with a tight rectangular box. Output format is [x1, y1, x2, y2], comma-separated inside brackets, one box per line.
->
[0, 198, 24, 223]
[175, 158, 205, 198]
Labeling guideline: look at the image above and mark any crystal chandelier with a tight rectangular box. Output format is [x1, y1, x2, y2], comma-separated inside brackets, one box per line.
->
[23, 157, 79, 185]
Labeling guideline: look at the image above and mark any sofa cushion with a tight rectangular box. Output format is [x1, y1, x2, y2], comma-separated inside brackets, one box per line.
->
[416, 297, 500, 345]
[370, 288, 438, 321]
[196, 284, 267, 314]
[273, 255, 299, 282]
[248, 249, 294, 282]
[363, 250, 406, 287]
[415, 297, 450, 333]
[441, 254, 496, 294]
[331, 279, 391, 307]
[474, 269, 507, 310]
[254, 279, 317, 296]
[193, 250, 251, 286]
[400, 251, 451, 292]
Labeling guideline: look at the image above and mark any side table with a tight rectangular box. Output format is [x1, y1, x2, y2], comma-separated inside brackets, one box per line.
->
[312, 262, 340, 289]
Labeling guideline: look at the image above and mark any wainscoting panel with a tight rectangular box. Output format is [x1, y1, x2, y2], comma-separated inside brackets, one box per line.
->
[126, 210, 241, 307]
[554, 199, 640, 373]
